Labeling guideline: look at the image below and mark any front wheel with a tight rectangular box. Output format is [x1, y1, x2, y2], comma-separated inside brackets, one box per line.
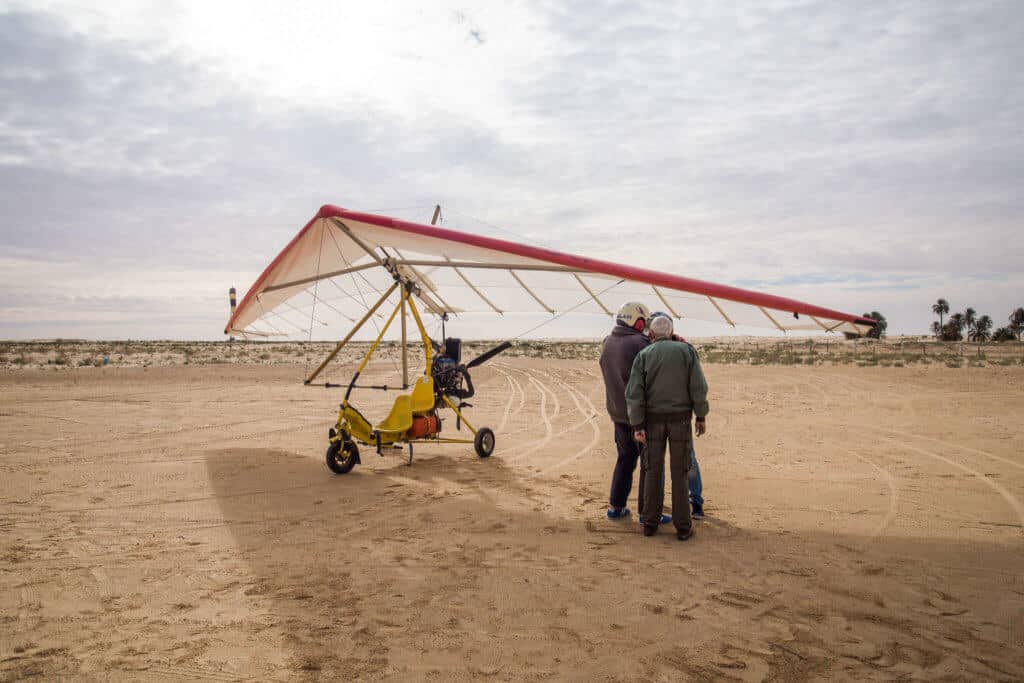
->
[326, 441, 359, 474]
[474, 427, 495, 458]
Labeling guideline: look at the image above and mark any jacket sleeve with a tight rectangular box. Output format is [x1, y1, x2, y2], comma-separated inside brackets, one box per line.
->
[625, 351, 646, 427]
[688, 349, 709, 419]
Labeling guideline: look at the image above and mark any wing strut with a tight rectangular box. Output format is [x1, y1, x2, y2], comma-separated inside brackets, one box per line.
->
[329, 218, 383, 265]
[264, 262, 378, 294]
[809, 316, 831, 332]
[509, 270, 555, 314]
[573, 274, 612, 315]
[707, 296, 735, 327]
[447, 257, 504, 314]
[652, 286, 681, 318]
[759, 306, 787, 333]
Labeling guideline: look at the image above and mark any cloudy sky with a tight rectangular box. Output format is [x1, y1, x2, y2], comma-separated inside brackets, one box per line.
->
[1, 1, 1020, 340]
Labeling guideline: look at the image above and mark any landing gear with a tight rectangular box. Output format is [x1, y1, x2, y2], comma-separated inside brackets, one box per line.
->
[474, 427, 495, 458]
[326, 440, 359, 474]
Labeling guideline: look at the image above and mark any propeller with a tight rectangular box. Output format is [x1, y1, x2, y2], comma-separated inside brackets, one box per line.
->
[465, 341, 513, 369]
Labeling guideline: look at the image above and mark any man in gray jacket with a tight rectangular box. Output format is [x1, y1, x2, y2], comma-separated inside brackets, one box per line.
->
[599, 301, 666, 521]
[626, 315, 709, 540]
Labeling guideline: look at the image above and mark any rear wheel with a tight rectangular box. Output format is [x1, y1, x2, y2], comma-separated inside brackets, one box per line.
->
[474, 427, 495, 458]
[326, 441, 359, 474]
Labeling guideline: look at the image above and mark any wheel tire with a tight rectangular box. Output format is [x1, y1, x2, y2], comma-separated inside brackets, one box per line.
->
[474, 427, 495, 458]
[326, 441, 358, 474]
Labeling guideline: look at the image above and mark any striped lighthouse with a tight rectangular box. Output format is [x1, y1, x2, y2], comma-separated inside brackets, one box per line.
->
[228, 287, 237, 341]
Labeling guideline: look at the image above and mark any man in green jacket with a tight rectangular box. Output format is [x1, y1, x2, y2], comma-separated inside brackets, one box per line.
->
[625, 315, 709, 540]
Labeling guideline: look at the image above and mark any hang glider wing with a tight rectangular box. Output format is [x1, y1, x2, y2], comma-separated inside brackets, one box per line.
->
[225, 204, 877, 338]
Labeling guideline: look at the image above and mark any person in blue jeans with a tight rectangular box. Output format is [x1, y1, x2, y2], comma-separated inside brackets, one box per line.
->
[689, 444, 704, 519]
[601, 306, 707, 523]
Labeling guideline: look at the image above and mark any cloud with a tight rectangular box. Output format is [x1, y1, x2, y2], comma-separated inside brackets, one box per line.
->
[0, 3, 1021, 339]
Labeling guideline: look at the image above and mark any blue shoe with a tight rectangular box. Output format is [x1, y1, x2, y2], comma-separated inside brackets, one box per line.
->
[638, 513, 672, 524]
[607, 506, 631, 519]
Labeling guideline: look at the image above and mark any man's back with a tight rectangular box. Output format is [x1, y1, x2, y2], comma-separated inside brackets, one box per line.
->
[599, 325, 650, 424]
[625, 340, 709, 424]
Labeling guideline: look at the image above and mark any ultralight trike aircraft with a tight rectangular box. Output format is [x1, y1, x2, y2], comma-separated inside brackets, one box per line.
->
[225, 204, 876, 473]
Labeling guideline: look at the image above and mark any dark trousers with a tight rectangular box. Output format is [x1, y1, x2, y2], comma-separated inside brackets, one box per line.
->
[642, 416, 693, 534]
[609, 422, 646, 513]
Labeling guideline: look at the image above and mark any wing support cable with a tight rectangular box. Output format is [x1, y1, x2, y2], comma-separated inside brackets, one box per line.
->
[324, 277, 385, 320]
[255, 296, 308, 336]
[305, 282, 401, 384]
[509, 270, 555, 314]
[510, 279, 625, 339]
[707, 296, 736, 328]
[572, 274, 612, 315]
[302, 288, 357, 323]
[283, 299, 329, 328]
[652, 286, 682, 318]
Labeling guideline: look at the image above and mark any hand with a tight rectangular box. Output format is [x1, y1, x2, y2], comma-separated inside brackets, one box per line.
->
[634, 429, 646, 444]
[695, 420, 706, 437]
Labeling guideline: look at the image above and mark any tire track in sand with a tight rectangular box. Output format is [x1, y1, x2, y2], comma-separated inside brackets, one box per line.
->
[887, 429, 1024, 472]
[500, 371, 562, 465]
[845, 448, 900, 542]
[490, 366, 520, 433]
[534, 370, 602, 476]
[885, 437, 1024, 530]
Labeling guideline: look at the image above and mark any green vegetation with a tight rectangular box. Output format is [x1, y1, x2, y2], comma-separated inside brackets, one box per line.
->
[932, 300, 1021, 343]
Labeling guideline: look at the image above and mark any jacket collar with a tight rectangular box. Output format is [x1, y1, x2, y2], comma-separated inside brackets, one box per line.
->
[610, 323, 646, 338]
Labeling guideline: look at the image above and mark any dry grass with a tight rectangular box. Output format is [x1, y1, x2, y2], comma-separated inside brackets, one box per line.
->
[1, 337, 1021, 371]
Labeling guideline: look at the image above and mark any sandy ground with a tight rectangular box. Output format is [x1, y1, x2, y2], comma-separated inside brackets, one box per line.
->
[1, 359, 1022, 681]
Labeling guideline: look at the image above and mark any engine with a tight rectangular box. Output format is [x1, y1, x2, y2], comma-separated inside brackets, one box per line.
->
[431, 338, 474, 399]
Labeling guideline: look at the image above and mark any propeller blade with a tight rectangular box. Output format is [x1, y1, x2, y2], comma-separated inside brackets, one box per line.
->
[465, 341, 513, 369]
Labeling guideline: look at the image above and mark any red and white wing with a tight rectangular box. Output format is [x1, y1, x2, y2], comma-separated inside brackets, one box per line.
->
[226, 204, 877, 339]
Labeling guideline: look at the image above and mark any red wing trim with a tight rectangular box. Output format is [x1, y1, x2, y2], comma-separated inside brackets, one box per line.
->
[227, 203, 877, 333]
[224, 212, 321, 334]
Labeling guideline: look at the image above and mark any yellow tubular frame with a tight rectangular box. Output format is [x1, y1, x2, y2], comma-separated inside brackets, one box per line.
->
[348, 294, 403, 389]
[334, 282, 481, 444]
[404, 292, 432, 372]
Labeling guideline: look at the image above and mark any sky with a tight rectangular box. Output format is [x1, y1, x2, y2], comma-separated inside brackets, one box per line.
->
[1, 1, 1021, 340]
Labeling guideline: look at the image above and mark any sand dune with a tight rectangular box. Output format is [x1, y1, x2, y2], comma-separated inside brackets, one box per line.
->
[1, 359, 1022, 680]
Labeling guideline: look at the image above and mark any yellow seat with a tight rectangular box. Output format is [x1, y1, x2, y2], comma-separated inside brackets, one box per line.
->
[410, 376, 435, 414]
[375, 395, 413, 435]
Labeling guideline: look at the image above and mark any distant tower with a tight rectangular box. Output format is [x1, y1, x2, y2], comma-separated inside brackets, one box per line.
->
[228, 287, 237, 342]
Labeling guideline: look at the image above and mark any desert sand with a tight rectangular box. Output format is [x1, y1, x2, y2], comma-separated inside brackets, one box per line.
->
[1, 356, 1023, 680]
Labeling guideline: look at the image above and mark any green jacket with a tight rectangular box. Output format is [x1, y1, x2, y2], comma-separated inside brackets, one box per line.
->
[625, 339, 709, 427]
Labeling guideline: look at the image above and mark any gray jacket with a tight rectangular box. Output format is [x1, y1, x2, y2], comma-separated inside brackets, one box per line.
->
[599, 324, 650, 424]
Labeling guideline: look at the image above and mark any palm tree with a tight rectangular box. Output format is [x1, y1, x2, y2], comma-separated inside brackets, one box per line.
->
[931, 321, 942, 338]
[861, 311, 887, 339]
[964, 308, 977, 338]
[946, 312, 966, 341]
[970, 315, 993, 342]
[1010, 307, 1024, 341]
[932, 298, 950, 336]
[993, 326, 1016, 342]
